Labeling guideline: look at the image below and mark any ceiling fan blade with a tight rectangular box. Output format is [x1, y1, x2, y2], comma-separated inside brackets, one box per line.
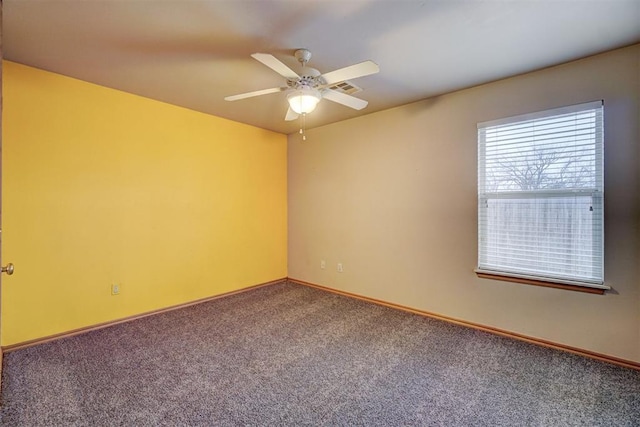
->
[251, 53, 300, 79]
[320, 60, 379, 85]
[285, 107, 299, 121]
[224, 87, 285, 101]
[322, 89, 368, 110]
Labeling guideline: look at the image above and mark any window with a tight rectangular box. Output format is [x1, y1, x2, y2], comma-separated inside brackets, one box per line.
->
[477, 101, 606, 290]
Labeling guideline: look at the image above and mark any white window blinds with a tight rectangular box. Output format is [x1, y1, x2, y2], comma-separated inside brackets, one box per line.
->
[477, 101, 605, 288]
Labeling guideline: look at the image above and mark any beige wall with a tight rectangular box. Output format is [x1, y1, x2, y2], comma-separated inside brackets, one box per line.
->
[288, 44, 640, 362]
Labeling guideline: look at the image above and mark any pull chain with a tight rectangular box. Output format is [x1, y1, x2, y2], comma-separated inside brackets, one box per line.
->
[299, 113, 307, 141]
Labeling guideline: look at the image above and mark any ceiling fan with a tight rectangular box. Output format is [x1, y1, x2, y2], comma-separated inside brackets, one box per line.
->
[224, 49, 379, 121]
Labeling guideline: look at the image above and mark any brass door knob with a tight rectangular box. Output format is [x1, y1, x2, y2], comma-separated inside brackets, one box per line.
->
[2, 263, 14, 275]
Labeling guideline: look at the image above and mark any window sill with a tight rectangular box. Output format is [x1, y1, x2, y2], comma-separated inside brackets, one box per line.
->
[475, 270, 607, 295]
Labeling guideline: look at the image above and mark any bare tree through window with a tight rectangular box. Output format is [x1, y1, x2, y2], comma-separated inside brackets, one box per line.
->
[490, 147, 595, 191]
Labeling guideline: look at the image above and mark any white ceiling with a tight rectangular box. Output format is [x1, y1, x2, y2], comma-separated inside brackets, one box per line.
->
[4, 0, 640, 135]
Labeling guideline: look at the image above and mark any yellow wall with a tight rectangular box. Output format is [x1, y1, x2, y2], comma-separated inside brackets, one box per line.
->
[288, 44, 640, 363]
[1, 61, 287, 346]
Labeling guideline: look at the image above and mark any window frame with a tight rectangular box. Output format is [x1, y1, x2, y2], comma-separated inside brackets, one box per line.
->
[475, 101, 607, 293]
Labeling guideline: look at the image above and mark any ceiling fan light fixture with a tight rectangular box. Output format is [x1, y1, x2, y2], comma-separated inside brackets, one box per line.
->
[287, 87, 321, 114]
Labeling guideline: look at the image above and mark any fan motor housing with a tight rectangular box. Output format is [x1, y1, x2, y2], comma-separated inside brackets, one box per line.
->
[288, 67, 322, 89]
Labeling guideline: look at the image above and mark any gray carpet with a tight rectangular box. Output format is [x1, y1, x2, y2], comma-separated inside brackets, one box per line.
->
[1, 281, 638, 426]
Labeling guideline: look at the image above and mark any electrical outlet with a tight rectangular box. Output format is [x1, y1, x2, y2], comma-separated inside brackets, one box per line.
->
[337, 263, 343, 273]
[111, 283, 120, 295]
[321, 260, 326, 269]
